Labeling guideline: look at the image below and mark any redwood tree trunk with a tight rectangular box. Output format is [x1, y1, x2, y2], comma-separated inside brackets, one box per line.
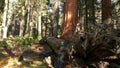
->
[102, 0, 113, 29]
[61, 0, 78, 41]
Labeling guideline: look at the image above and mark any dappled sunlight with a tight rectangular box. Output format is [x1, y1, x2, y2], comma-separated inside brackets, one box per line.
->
[0, 37, 47, 68]
[0, 56, 45, 68]
[61, 0, 78, 41]
[3, 57, 21, 68]
[0, 57, 21, 68]
[67, 12, 72, 23]
[0, 0, 119, 67]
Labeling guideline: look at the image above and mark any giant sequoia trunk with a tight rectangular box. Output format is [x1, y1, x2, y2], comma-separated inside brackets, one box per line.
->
[102, 0, 113, 29]
[61, 0, 78, 41]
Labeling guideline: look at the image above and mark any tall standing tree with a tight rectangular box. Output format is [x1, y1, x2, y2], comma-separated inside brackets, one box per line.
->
[50, 0, 60, 37]
[2, 0, 18, 38]
[102, 0, 113, 29]
[2, 0, 9, 38]
[61, 0, 78, 41]
[0, 0, 4, 38]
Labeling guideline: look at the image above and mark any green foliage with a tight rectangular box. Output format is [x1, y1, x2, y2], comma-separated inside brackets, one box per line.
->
[0, 36, 40, 51]
[0, 0, 4, 11]
[21, 37, 32, 45]
[0, 40, 8, 47]
[0, 52, 6, 57]
[19, 37, 39, 50]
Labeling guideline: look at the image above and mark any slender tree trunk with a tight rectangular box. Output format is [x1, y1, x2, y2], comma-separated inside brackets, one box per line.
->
[47, 0, 60, 37]
[85, 0, 95, 30]
[85, 0, 88, 31]
[19, 6, 26, 37]
[2, 0, 8, 38]
[19, 19, 25, 37]
[21, 0, 30, 36]
[26, 8, 30, 36]
[92, 0, 95, 25]
[52, 0, 60, 37]
[61, 0, 78, 41]
[25, 0, 30, 36]
[38, 15, 42, 35]
[102, 0, 113, 29]
[7, 0, 14, 37]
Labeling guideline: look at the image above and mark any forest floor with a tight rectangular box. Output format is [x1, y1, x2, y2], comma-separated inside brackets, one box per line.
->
[0, 38, 46, 68]
[0, 57, 46, 68]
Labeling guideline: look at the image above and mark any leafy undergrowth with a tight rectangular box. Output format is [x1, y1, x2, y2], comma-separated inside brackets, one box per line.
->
[0, 36, 47, 68]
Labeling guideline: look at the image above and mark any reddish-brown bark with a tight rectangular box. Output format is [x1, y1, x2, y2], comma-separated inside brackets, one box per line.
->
[61, 0, 78, 41]
[102, 0, 113, 29]
[102, 0, 112, 21]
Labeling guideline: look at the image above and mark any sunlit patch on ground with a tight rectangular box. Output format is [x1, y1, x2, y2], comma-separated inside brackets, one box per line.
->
[0, 37, 47, 68]
[0, 46, 46, 68]
[0, 57, 22, 68]
[0, 57, 46, 68]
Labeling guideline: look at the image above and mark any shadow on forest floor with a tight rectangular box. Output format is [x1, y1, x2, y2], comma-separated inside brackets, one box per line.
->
[0, 47, 46, 68]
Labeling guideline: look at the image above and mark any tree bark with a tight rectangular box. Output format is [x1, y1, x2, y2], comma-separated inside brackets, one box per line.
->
[2, 0, 8, 38]
[19, 18, 24, 37]
[19, 6, 26, 37]
[38, 15, 42, 35]
[102, 0, 113, 29]
[61, 0, 78, 41]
